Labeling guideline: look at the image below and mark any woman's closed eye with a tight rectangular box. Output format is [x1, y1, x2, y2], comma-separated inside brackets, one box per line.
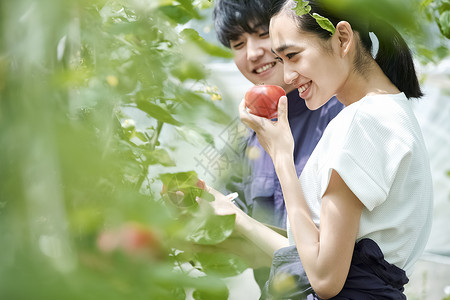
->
[274, 52, 298, 63]
[286, 52, 299, 60]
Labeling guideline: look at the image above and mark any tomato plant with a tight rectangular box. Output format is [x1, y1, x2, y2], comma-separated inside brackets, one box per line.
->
[245, 85, 286, 119]
[0, 1, 242, 299]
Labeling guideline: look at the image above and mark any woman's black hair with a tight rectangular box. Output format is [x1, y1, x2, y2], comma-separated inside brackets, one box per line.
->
[270, 0, 423, 99]
[213, 0, 274, 48]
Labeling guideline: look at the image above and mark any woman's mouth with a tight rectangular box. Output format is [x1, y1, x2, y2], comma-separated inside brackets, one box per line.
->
[298, 81, 312, 98]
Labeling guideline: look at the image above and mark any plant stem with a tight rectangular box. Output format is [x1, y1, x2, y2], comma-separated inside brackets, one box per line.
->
[135, 121, 164, 191]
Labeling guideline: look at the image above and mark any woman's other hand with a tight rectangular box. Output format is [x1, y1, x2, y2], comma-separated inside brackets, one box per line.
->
[198, 185, 240, 217]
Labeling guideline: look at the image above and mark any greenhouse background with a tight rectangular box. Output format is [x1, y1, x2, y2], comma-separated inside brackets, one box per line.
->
[1, 0, 449, 299]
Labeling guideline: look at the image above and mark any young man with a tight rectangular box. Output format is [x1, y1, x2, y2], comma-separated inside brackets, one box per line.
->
[213, 0, 343, 230]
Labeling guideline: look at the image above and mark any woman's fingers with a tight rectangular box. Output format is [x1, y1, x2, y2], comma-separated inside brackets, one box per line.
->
[239, 95, 293, 159]
[238, 98, 252, 126]
[203, 184, 231, 203]
[238, 98, 267, 130]
[278, 96, 288, 123]
[204, 184, 221, 198]
[239, 97, 289, 128]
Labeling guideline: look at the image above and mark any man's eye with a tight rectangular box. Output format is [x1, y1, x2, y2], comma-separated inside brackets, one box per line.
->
[232, 42, 244, 49]
[259, 31, 269, 38]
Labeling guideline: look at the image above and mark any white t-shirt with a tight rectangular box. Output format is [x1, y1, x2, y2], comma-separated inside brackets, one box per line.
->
[287, 93, 433, 276]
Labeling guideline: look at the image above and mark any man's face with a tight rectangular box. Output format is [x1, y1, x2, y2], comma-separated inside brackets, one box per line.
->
[230, 24, 294, 93]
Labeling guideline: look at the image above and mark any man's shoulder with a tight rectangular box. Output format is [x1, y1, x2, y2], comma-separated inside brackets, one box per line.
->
[320, 96, 344, 111]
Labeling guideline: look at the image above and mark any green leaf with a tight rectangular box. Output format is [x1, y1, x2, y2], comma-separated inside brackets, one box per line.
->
[195, 252, 247, 277]
[319, 0, 420, 39]
[174, 90, 232, 125]
[159, 171, 207, 208]
[133, 131, 148, 143]
[417, 45, 438, 63]
[180, 29, 233, 58]
[69, 207, 103, 235]
[312, 13, 336, 35]
[187, 214, 236, 245]
[136, 100, 181, 126]
[419, 0, 433, 11]
[292, 0, 311, 16]
[145, 148, 176, 166]
[159, 6, 193, 24]
[160, 171, 200, 189]
[435, 45, 450, 60]
[438, 0, 450, 15]
[171, 59, 207, 82]
[175, 125, 215, 146]
[192, 279, 229, 300]
[158, 2, 201, 25]
[438, 10, 450, 39]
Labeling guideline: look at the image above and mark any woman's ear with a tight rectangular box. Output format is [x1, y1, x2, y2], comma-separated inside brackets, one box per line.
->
[334, 21, 353, 58]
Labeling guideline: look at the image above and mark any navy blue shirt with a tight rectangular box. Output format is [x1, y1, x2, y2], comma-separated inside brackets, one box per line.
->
[233, 90, 344, 229]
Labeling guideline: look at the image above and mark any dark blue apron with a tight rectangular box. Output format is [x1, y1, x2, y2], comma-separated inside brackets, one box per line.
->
[261, 238, 409, 300]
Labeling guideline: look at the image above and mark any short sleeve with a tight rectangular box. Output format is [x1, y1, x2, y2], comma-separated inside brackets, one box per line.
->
[320, 108, 411, 211]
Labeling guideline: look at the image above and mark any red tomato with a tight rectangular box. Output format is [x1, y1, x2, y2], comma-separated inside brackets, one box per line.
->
[245, 85, 286, 119]
[97, 223, 164, 260]
[121, 224, 157, 253]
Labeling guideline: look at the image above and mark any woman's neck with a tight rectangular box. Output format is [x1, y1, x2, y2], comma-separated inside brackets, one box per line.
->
[336, 60, 400, 106]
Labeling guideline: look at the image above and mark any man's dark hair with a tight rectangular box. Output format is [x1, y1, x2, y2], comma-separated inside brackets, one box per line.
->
[213, 0, 274, 48]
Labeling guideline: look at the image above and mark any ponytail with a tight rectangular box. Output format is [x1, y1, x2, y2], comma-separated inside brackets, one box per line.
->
[369, 19, 423, 99]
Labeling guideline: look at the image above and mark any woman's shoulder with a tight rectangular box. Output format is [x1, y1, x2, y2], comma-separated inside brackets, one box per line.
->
[344, 93, 422, 150]
[347, 93, 411, 125]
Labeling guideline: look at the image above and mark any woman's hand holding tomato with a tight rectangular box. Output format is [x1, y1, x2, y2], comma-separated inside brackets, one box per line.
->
[244, 85, 286, 119]
[240, 95, 294, 166]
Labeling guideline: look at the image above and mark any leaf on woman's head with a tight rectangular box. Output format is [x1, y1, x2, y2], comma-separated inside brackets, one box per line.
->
[292, 1, 335, 36]
[292, 0, 311, 16]
[312, 13, 336, 35]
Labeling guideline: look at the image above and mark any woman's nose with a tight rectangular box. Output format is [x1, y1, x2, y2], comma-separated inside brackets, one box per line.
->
[284, 66, 299, 85]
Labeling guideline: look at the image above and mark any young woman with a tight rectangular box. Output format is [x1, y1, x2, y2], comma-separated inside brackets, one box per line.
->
[232, 0, 434, 298]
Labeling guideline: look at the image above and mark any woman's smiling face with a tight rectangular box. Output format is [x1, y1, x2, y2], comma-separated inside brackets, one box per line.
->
[269, 12, 348, 110]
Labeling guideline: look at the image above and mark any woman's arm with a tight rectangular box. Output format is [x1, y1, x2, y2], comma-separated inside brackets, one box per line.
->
[202, 185, 288, 266]
[240, 97, 363, 299]
[276, 159, 363, 298]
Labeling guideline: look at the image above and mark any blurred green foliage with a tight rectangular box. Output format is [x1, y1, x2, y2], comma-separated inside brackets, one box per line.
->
[0, 0, 243, 299]
[321, 0, 450, 64]
[0, 0, 448, 299]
